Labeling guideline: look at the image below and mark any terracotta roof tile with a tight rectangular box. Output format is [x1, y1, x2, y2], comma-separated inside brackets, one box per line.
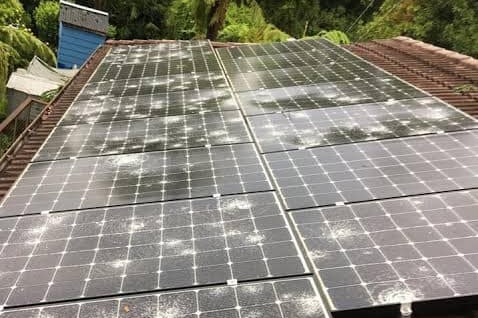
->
[346, 37, 478, 118]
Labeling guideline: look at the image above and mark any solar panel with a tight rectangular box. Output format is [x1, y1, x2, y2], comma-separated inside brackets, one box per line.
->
[0, 144, 272, 216]
[59, 88, 237, 126]
[217, 38, 351, 60]
[90, 50, 223, 83]
[238, 77, 428, 116]
[0, 193, 308, 306]
[265, 130, 478, 210]
[227, 61, 388, 92]
[103, 41, 214, 64]
[248, 97, 478, 153]
[35, 110, 251, 161]
[78, 72, 229, 100]
[220, 49, 363, 75]
[291, 189, 478, 311]
[0, 278, 326, 316]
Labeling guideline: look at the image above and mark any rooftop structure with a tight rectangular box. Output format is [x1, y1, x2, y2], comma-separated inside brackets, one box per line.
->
[0, 37, 476, 318]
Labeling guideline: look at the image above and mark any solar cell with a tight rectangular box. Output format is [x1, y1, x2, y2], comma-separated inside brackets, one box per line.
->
[238, 77, 427, 116]
[220, 49, 363, 74]
[0, 144, 272, 216]
[227, 61, 388, 92]
[59, 88, 237, 126]
[0, 193, 307, 306]
[265, 130, 478, 210]
[0, 278, 326, 316]
[291, 189, 478, 311]
[248, 97, 478, 153]
[90, 56, 222, 82]
[78, 72, 229, 100]
[217, 38, 352, 60]
[35, 111, 251, 161]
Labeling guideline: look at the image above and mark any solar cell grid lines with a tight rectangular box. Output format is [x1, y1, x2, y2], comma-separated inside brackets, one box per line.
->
[35, 110, 251, 161]
[78, 72, 229, 100]
[228, 61, 389, 92]
[265, 130, 478, 210]
[0, 144, 272, 217]
[217, 38, 353, 60]
[90, 44, 223, 83]
[248, 97, 478, 153]
[103, 41, 213, 64]
[220, 49, 363, 75]
[291, 189, 478, 311]
[0, 278, 326, 317]
[238, 76, 428, 116]
[0, 193, 308, 307]
[59, 88, 237, 126]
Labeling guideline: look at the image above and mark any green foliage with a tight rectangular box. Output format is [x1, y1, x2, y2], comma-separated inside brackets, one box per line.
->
[106, 25, 117, 39]
[40, 87, 61, 101]
[166, 0, 196, 39]
[75, 0, 170, 40]
[0, 0, 29, 26]
[357, 0, 478, 57]
[192, 0, 229, 40]
[34, 0, 60, 47]
[317, 30, 350, 44]
[218, 1, 289, 43]
[0, 26, 56, 66]
[0, 42, 21, 114]
[453, 84, 478, 94]
[0, 133, 13, 155]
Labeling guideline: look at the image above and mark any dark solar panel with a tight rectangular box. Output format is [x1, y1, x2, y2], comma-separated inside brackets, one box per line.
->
[78, 72, 229, 100]
[90, 57, 222, 82]
[227, 61, 388, 92]
[238, 77, 427, 116]
[0, 193, 307, 307]
[248, 97, 478, 153]
[291, 189, 478, 311]
[265, 131, 478, 210]
[35, 111, 251, 161]
[0, 278, 326, 316]
[217, 38, 352, 60]
[220, 49, 363, 74]
[60, 89, 237, 126]
[1, 144, 272, 216]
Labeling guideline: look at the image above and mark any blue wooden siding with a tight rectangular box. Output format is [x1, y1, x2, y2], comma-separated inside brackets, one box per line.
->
[57, 23, 105, 69]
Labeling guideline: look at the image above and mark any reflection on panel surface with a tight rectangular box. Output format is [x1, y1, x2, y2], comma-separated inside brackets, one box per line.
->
[1, 144, 272, 216]
[0, 278, 326, 317]
[266, 131, 478, 210]
[238, 77, 427, 116]
[228, 61, 388, 92]
[36, 111, 251, 161]
[60, 89, 237, 126]
[248, 98, 478, 153]
[292, 190, 478, 311]
[0, 193, 307, 306]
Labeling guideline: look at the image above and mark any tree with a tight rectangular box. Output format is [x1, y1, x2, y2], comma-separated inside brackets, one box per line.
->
[0, 0, 29, 26]
[192, 0, 229, 40]
[166, 0, 196, 39]
[34, 0, 60, 48]
[357, 0, 478, 57]
[218, 1, 289, 43]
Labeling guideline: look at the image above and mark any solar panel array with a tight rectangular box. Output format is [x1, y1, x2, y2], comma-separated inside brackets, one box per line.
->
[215, 38, 478, 316]
[0, 40, 322, 317]
[0, 37, 477, 317]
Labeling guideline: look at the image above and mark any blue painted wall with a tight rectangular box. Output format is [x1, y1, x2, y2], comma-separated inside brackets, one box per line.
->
[57, 23, 105, 69]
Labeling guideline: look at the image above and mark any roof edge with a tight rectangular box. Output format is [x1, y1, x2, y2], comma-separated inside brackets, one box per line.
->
[394, 36, 478, 69]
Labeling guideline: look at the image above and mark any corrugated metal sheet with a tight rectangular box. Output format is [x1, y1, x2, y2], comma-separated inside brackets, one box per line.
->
[57, 23, 105, 69]
[60, 0, 108, 34]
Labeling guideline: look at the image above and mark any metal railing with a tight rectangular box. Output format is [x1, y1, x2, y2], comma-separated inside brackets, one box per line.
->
[0, 98, 48, 157]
